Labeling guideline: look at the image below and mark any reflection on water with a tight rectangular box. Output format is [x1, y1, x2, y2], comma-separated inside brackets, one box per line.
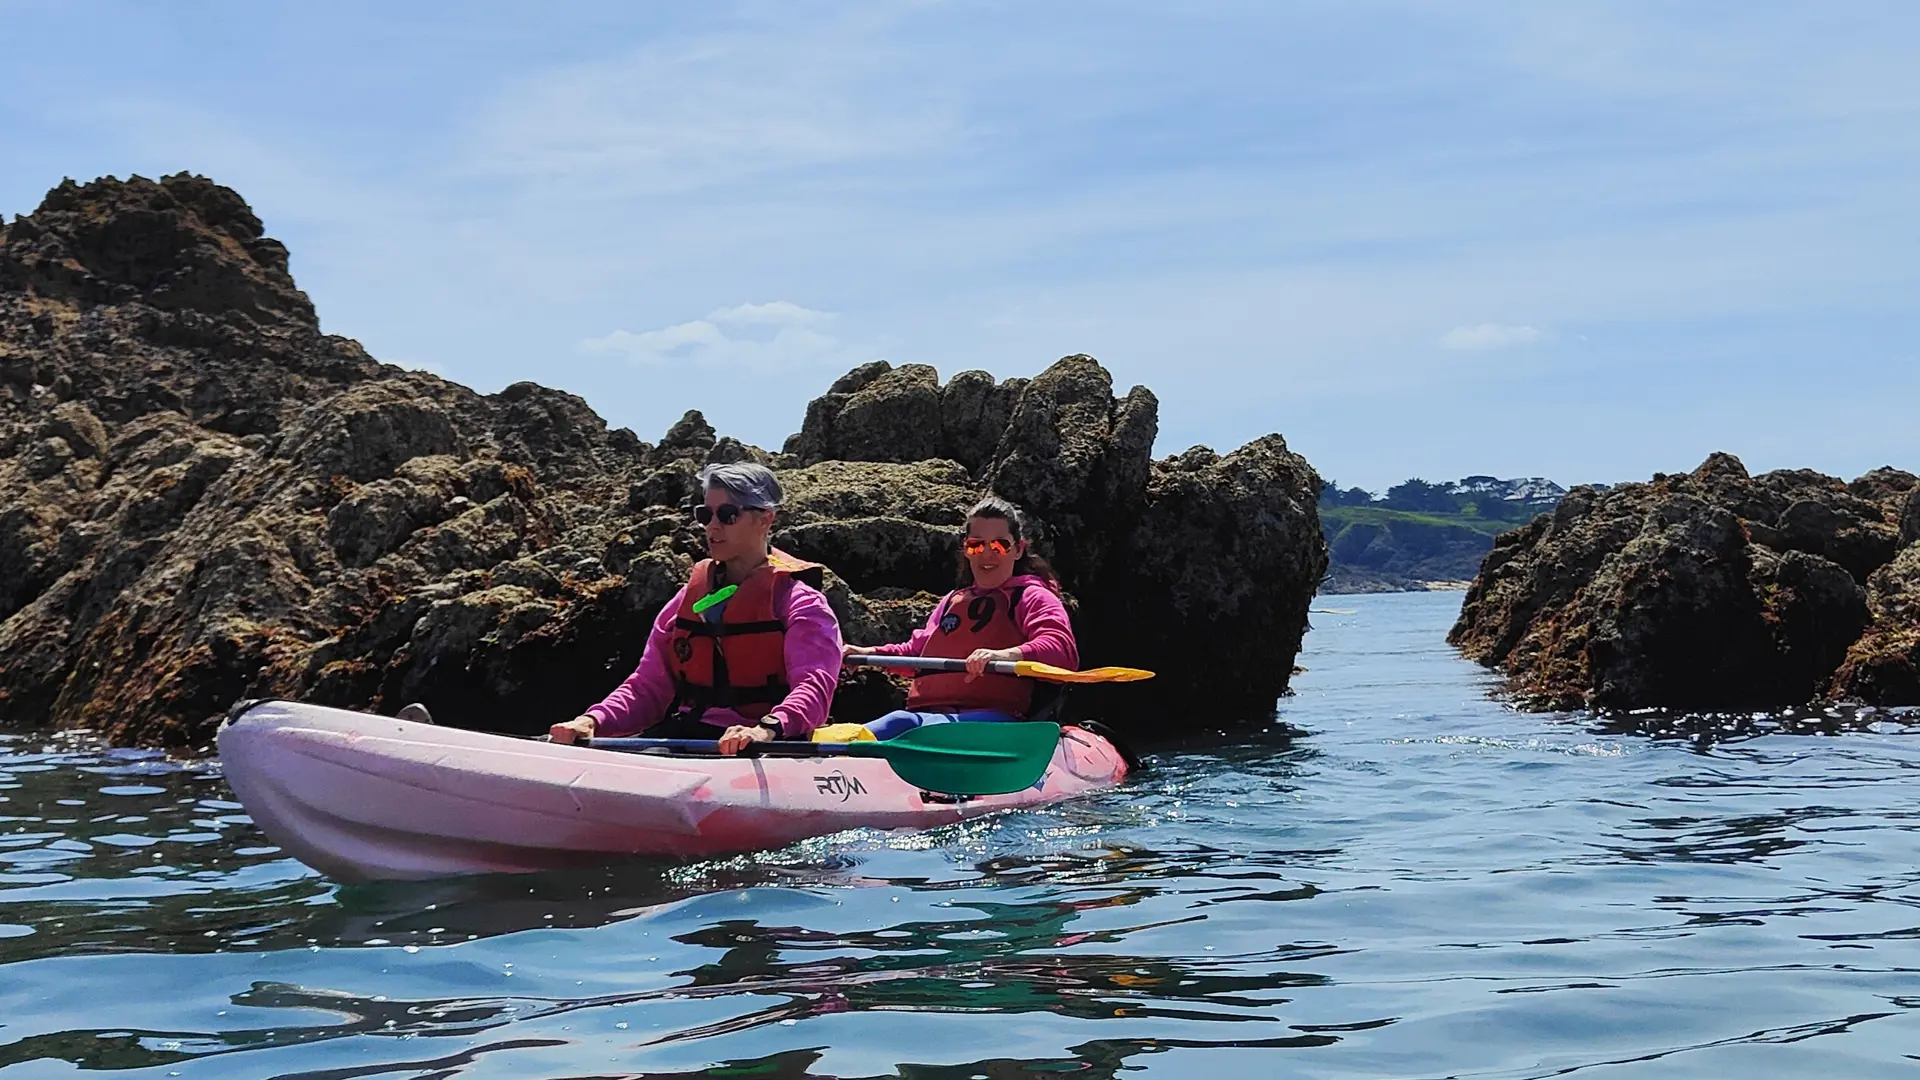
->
[1586, 703, 1920, 745]
[5, 592, 1920, 1078]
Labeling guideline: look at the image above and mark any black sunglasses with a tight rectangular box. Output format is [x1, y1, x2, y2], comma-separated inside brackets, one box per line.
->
[694, 503, 762, 525]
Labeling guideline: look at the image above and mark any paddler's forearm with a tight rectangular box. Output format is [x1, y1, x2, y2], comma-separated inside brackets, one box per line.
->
[585, 590, 684, 737]
[764, 585, 843, 736]
[1013, 588, 1079, 670]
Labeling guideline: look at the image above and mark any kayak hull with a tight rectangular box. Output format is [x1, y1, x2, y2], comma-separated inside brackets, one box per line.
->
[216, 701, 1129, 882]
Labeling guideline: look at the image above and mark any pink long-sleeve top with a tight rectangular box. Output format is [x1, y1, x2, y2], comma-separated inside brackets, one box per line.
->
[870, 575, 1079, 669]
[584, 577, 842, 738]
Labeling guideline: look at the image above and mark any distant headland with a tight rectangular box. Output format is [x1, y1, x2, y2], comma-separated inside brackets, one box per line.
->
[1318, 475, 1578, 593]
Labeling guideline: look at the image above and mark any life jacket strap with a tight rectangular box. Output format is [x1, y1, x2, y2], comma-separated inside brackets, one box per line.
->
[674, 617, 788, 638]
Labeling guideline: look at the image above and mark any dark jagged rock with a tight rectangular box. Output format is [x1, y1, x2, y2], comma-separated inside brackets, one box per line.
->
[1847, 466, 1918, 506]
[656, 409, 716, 461]
[937, 367, 1023, 474]
[980, 357, 1159, 586]
[1749, 546, 1872, 701]
[0, 174, 1328, 746]
[811, 363, 946, 464]
[1074, 434, 1327, 720]
[703, 436, 770, 467]
[1451, 453, 1915, 710]
[1828, 541, 1920, 703]
[781, 361, 893, 464]
[3, 173, 317, 331]
[783, 360, 1030, 476]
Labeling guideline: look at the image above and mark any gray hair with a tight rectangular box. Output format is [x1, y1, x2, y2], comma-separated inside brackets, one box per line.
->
[696, 461, 782, 509]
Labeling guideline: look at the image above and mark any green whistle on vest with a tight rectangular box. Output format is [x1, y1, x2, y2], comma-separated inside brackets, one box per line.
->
[691, 584, 738, 616]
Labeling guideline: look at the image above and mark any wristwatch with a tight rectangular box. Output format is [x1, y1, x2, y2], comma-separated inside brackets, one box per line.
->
[757, 717, 784, 737]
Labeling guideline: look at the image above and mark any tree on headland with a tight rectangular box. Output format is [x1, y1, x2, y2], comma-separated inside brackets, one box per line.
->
[1317, 480, 1379, 508]
[1320, 475, 1567, 518]
[1383, 478, 1460, 514]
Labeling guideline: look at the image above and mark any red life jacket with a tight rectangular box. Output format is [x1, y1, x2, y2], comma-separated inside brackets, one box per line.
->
[667, 548, 825, 721]
[905, 580, 1044, 717]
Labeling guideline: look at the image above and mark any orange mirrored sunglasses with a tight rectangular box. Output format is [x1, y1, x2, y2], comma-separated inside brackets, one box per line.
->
[962, 537, 1014, 556]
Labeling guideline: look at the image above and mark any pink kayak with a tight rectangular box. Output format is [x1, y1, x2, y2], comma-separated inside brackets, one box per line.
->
[216, 700, 1131, 882]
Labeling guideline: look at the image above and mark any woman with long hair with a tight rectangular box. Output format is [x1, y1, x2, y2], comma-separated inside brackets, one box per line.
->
[844, 495, 1078, 739]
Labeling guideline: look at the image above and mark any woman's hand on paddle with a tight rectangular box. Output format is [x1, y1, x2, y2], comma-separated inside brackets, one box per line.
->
[549, 715, 596, 745]
[718, 724, 776, 755]
[965, 647, 1021, 681]
[842, 644, 877, 660]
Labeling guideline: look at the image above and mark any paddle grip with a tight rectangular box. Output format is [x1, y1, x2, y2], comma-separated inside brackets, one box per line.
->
[581, 736, 847, 756]
[844, 655, 1016, 676]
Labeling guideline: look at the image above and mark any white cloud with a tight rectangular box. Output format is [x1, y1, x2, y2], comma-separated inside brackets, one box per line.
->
[579, 301, 863, 369]
[460, 17, 959, 197]
[705, 300, 835, 327]
[1439, 323, 1544, 351]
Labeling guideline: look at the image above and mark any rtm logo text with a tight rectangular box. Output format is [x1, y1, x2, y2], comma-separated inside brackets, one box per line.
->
[813, 772, 867, 801]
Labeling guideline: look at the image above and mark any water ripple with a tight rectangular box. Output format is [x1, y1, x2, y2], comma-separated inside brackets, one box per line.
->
[5, 592, 1920, 1077]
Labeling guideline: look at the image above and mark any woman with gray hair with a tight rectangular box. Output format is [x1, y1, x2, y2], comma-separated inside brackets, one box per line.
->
[550, 462, 843, 755]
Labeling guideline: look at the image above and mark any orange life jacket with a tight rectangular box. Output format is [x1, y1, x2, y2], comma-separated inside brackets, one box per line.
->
[667, 548, 825, 720]
[905, 581, 1038, 717]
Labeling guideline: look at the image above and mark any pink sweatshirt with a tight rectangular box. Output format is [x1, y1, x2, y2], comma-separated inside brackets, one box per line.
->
[585, 577, 842, 738]
[870, 575, 1079, 669]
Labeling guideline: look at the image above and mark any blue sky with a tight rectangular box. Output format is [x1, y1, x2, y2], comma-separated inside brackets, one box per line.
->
[3, 1, 1915, 492]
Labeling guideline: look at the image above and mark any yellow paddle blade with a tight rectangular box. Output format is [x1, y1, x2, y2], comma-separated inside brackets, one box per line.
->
[1011, 660, 1156, 684]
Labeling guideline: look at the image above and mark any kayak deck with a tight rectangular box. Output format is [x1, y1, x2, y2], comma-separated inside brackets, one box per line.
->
[216, 701, 1130, 881]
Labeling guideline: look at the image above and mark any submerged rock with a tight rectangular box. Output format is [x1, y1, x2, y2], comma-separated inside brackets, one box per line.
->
[0, 174, 1328, 746]
[1450, 454, 1917, 710]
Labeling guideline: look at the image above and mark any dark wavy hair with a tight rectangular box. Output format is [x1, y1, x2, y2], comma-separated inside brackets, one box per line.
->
[956, 495, 1063, 592]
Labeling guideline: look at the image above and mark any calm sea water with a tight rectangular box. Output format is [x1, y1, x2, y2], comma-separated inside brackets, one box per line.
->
[4, 591, 1919, 1078]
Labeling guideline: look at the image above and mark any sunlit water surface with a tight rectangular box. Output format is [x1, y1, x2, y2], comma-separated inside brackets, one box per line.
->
[4, 591, 1919, 1078]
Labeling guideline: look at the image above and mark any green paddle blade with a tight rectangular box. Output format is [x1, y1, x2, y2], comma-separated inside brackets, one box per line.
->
[847, 721, 1061, 796]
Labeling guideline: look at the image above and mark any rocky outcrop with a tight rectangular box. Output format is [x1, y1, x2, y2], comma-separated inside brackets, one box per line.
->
[786, 361, 1324, 720]
[1075, 437, 1326, 720]
[0, 175, 665, 744]
[783, 362, 1025, 475]
[0, 174, 1327, 746]
[1449, 453, 1918, 711]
